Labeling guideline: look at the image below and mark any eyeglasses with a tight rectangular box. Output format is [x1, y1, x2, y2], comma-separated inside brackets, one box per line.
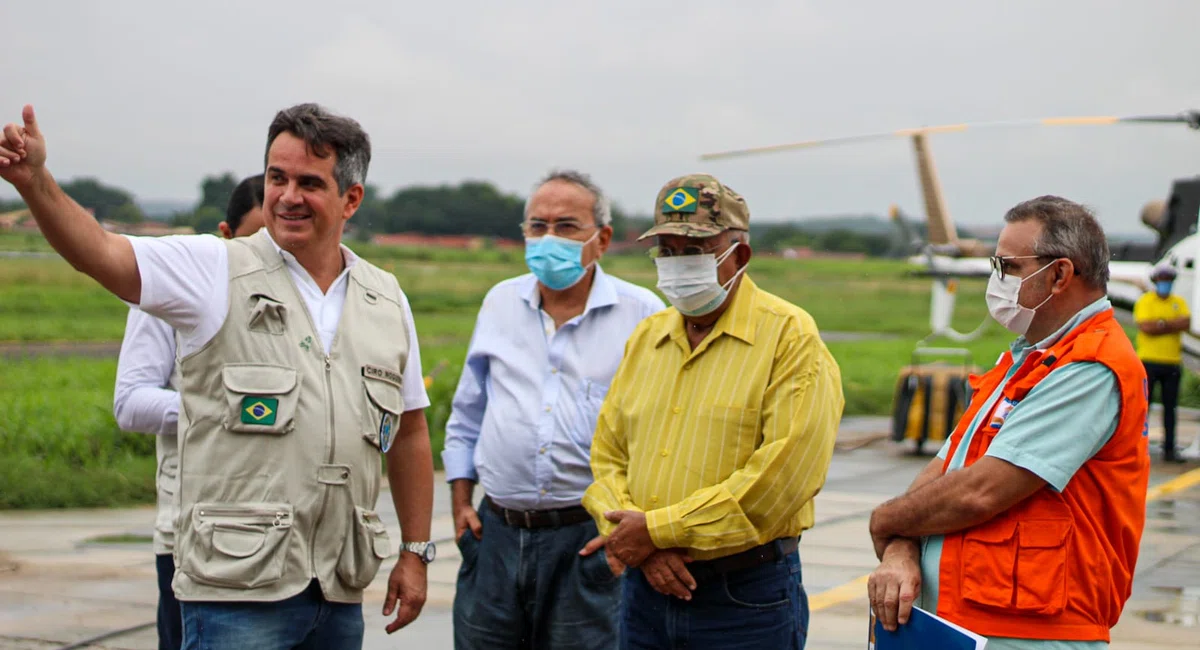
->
[988, 254, 1061, 280]
[648, 243, 728, 259]
[520, 220, 596, 238]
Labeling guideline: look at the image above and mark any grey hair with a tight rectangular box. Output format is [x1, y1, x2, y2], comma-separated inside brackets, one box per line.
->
[1003, 195, 1109, 288]
[265, 103, 371, 194]
[525, 169, 612, 226]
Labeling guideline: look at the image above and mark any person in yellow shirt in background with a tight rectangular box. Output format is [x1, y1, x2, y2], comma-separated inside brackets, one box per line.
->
[1133, 264, 1191, 462]
[580, 173, 844, 650]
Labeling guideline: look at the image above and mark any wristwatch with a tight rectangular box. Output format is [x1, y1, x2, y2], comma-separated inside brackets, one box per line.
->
[401, 541, 436, 564]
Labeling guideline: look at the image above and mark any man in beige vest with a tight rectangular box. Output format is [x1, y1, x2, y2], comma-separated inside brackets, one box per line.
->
[0, 103, 435, 650]
[112, 173, 266, 650]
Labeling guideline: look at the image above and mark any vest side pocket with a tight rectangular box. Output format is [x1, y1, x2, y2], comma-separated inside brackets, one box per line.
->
[180, 502, 294, 589]
[362, 374, 404, 451]
[336, 506, 392, 589]
[1013, 520, 1071, 615]
[959, 519, 1018, 610]
[155, 457, 179, 541]
[221, 364, 299, 435]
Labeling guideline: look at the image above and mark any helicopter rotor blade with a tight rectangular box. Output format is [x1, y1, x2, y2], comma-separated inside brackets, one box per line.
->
[698, 111, 1200, 161]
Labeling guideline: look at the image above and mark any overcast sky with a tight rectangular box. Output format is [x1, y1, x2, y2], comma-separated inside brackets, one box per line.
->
[3, 0, 1198, 234]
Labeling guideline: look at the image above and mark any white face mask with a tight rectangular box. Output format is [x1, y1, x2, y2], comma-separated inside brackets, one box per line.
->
[985, 260, 1055, 336]
[655, 242, 746, 317]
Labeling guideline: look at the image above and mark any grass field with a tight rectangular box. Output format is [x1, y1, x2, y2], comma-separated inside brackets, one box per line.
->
[0, 241, 1176, 509]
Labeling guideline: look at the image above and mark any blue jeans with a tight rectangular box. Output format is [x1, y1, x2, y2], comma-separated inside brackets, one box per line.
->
[453, 500, 622, 649]
[180, 579, 363, 650]
[621, 547, 809, 649]
[156, 554, 183, 650]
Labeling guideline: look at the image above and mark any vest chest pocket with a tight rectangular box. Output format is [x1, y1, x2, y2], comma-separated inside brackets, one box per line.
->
[336, 506, 392, 589]
[222, 364, 299, 435]
[181, 502, 294, 589]
[960, 518, 1071, 616]
[362, 373, 404, 452]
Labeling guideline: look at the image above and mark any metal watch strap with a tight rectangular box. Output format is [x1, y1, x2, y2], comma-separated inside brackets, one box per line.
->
[402, 541, 434, 563]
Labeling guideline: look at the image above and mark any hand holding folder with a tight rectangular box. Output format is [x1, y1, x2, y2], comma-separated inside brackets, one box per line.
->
[868, 605, 988, 649]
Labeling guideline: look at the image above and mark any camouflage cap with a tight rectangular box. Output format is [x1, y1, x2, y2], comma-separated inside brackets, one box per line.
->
[638, 173, 750, 241]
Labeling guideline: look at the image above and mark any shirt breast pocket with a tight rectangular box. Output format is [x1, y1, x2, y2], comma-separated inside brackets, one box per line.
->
[701, 405, 762, 464]
[569, 379, 610, 448]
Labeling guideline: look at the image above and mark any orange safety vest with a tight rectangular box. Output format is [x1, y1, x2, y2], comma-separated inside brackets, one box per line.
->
[936, 308, 1150, 642]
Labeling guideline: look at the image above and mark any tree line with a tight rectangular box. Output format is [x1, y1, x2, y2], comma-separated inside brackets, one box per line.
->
[1, 173, 912, 257]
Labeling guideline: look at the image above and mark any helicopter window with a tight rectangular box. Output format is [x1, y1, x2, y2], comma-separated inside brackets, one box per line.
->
[1186, 258, 1195, 270]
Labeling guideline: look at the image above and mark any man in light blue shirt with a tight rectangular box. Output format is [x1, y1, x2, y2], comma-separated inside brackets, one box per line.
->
[442, 170, 664, 650]
[867, 196, 1148, 648]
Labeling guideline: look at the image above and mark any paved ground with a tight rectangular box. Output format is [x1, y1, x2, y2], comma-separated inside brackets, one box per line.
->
[2, 416, 1199, 649]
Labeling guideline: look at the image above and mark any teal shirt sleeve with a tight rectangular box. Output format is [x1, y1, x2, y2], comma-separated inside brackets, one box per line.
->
[985, 362, 1119, 492]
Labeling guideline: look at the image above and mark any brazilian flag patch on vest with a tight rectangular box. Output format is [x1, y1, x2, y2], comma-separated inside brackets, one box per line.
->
[241, 397, 278, 426]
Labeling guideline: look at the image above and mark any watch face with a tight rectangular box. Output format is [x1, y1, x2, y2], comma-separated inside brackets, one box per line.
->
[424, 542, 437, 563]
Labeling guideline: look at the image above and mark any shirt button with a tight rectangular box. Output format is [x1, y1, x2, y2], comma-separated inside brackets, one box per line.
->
[651, 496, 658, 503]
[545, 406, 552, 413]
[539, 447, 546, 455]
[540, 489, 547, 495]
[551, 368, 558, 374]
[672, 407, 681, 414]
[661, 450, 669, 457]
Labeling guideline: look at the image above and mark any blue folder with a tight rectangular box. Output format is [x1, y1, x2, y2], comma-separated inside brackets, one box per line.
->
[869, 605, 987, 649]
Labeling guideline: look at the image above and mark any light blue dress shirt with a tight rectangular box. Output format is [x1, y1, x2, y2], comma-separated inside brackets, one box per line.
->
[441, 265, 665, 511]
[920, 297, 1121, 649]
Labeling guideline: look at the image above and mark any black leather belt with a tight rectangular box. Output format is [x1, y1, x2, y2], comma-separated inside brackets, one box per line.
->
[686, 537, 800, 583]
[485, 496, 593, 529]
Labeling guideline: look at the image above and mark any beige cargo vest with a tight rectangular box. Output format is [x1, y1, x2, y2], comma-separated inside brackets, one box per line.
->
[172, 230, 408, 603]
[152, 354, 182, 556]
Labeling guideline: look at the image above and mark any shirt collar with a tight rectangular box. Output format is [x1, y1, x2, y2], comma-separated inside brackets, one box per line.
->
[655, 273, 760, 349]
[1012, 296, 1112, 355]
[520, 264, 620, 315]
[263, 229, 358, 273]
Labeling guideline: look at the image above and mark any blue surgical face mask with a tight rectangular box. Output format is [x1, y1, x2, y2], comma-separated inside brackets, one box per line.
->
[1156, 280, 1173, 296]
[524, 231, 599, 291]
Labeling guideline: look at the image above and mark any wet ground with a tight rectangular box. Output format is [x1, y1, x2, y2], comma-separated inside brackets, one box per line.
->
[2, 417, 1199, 649]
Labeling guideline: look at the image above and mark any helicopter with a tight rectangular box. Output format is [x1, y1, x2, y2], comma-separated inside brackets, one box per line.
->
[698, 111, 1200, 358]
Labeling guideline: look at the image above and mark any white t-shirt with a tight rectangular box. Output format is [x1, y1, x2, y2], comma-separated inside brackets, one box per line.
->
[124, 231, 430, 412]
[113, 307, 180, 436]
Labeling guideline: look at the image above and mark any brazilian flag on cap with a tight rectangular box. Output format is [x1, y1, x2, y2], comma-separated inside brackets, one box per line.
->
[662, 188, 698, 213]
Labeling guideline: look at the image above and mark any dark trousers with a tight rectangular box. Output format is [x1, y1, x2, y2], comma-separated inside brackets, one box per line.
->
[180, 579, 363, 650]
[620, 546, 808, 650]
[452, 500, 621, 649]
[156, 553, 183, 650]
[1145, 361, 1182, 459]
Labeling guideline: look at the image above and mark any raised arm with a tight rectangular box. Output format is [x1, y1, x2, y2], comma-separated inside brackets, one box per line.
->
[0, 105, 140, 303]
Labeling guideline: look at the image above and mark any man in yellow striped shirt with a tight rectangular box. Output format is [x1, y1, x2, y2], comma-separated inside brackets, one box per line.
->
[580, 174, 844, 649]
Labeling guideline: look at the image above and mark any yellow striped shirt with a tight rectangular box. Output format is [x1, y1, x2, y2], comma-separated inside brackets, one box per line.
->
[582, 274, 844, 561]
